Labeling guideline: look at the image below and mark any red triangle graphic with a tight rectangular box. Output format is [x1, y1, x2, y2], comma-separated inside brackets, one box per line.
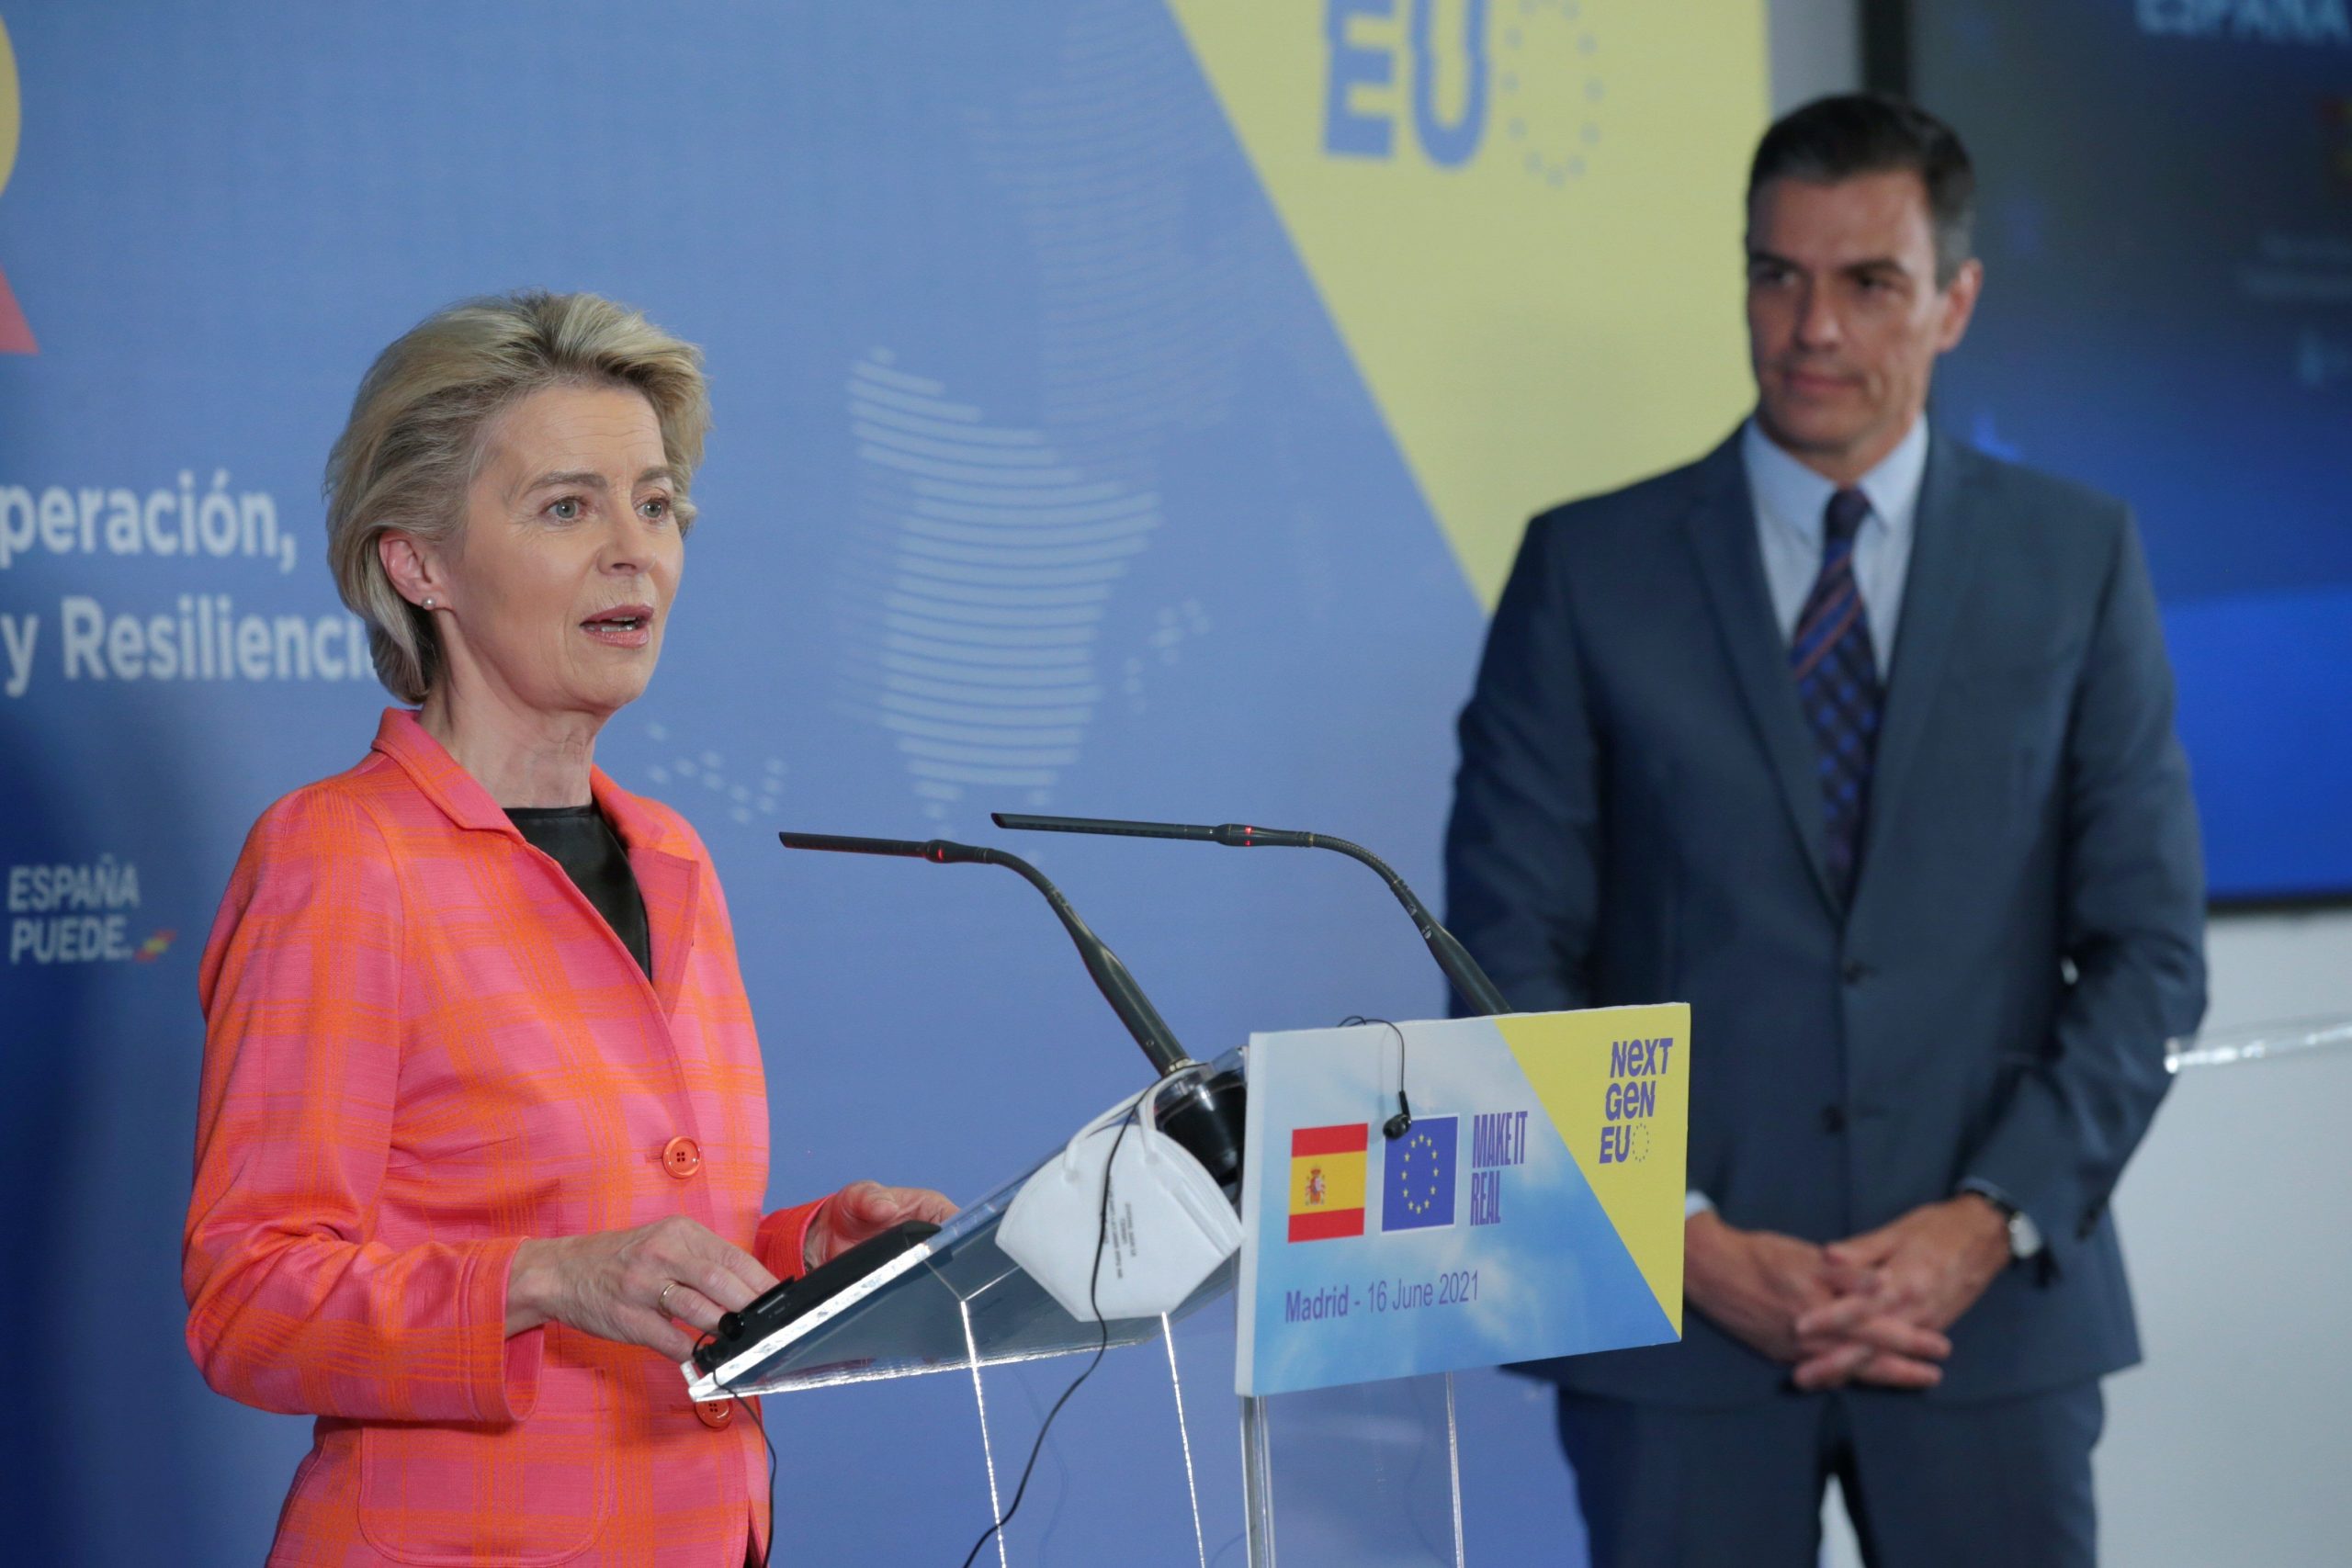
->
[0, 265, 37, 355]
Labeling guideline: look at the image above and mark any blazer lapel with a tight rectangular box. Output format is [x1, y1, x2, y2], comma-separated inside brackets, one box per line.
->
[373, 712, 704, 1017]
[1680, 434, 1841, 917]
[1852, 433, 1983, 913]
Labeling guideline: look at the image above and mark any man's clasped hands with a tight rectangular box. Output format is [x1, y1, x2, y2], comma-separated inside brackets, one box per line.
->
[1684, 1195, 2015, 1390]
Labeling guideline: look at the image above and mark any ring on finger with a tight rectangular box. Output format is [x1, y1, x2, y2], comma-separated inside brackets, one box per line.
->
[658, 1280, 679, 1315]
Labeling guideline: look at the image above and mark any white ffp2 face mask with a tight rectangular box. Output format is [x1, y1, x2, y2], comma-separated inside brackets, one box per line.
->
[998, 1084, 1242, 1324]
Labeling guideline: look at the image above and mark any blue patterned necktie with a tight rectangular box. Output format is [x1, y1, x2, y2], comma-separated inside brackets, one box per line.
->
[1791, 487, 1881, 904]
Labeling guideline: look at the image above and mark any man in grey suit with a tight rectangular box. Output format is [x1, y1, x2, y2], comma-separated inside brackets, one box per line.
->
[1444, 96, 2206, 1566]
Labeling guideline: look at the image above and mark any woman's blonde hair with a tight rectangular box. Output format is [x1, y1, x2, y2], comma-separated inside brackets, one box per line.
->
[324, 290, 710, 704]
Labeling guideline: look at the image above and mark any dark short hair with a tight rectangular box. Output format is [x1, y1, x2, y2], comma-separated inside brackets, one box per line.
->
[1747, 94, 1976, 284]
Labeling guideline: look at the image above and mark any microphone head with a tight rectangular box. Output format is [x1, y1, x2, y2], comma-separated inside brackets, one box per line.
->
[1383, 1110, 1413, 1141]
[779, 830, 994, 866]
[780, 830, 929, 857]
[993, 812, 1217, 842]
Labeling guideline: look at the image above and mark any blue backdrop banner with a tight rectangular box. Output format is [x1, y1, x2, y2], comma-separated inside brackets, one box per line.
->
[0, 5, 1766, 1562]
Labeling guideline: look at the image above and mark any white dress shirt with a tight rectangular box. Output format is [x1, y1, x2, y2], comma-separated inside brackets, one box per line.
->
[1741, 414, 1930, 678]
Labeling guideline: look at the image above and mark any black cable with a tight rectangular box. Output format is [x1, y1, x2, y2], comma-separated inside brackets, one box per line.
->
[957, 1072, 1172, 1568]
[695, 1212, 842, 1566]
[744, 1393, 779, 1568]
[1340, 1014, 1412, 1139]
[701, 1326, 782, 1566]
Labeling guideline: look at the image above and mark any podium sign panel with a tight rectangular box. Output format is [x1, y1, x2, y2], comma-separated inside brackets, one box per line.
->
[1236, 1007, 1689, 1396]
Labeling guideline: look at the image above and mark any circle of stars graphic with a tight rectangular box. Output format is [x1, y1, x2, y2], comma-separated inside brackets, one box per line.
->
[1498, 0, 1608, 191]
[1398, 1128, 1447, 1215]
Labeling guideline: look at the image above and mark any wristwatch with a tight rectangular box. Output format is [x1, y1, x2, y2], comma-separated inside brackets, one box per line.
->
[1962, 1181, 2044, 1261]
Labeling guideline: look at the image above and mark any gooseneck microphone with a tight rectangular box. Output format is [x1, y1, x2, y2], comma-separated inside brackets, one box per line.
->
[693, 830, 1231, 1381]
[989, 814, 1511, 1018]
[778, 832, 1193, 1077]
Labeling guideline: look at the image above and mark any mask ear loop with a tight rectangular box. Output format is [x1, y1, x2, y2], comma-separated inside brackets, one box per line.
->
[1340, 1014, 1412, 1139]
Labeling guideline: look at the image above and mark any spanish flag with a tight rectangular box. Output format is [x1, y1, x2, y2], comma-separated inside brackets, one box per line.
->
[1287, 1122, 1368, 1242]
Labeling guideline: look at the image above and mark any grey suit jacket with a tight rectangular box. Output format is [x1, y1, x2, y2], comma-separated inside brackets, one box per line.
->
[1444, 426, 2207, 1404]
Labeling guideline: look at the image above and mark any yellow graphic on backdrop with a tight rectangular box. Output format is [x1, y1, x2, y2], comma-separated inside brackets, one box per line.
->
[1498, 1004, 1688, 1329]
[1164, 0, 1765, 604]
[0, 15, 34, 354]
[0, 17, 17, 192]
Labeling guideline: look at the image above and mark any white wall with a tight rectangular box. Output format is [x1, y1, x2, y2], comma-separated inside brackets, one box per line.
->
[1759, 5, 2352, 1562]
[2097, 912, 2352, 1566]
[1767, 0, 1862, 114]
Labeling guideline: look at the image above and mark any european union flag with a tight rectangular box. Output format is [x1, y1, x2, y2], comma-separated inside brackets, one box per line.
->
[1380, 1115, 1458, 1232]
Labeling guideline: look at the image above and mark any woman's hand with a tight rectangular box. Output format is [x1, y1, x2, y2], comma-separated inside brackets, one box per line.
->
[803, 1180, 958, 1270]
[507, 1216, 780, 1362]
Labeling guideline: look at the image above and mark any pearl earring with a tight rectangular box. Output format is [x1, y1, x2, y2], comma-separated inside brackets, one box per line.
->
[422, 597, 435, 609]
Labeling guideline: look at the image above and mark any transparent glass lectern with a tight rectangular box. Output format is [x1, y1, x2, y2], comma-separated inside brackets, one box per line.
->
[689, 1049, 1464, 1567]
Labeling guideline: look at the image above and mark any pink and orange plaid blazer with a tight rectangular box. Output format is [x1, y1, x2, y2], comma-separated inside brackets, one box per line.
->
[187, 708, 821, 1567]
